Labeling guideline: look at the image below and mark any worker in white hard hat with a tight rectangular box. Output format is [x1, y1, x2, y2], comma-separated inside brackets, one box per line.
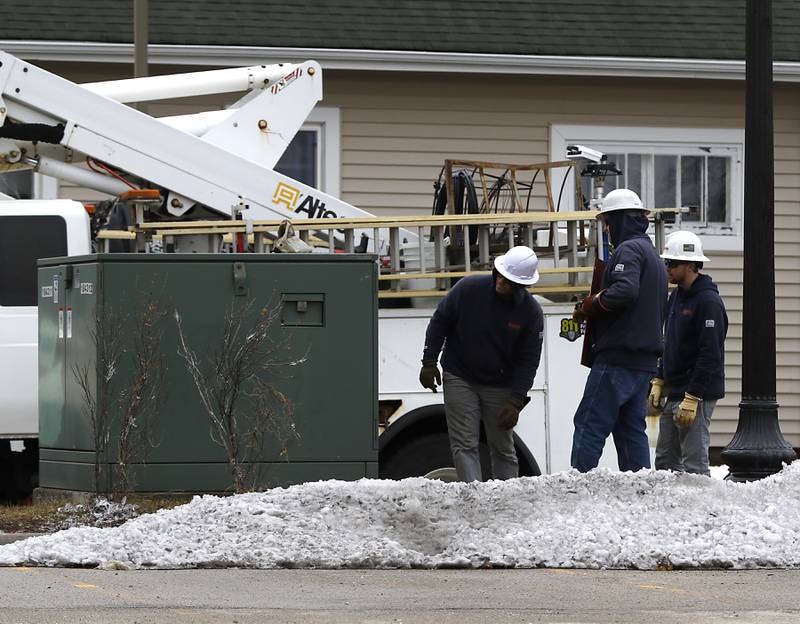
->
[650, 230, 728, 476]
[570, 188, 668, 472]
[419, 245, 545, 482]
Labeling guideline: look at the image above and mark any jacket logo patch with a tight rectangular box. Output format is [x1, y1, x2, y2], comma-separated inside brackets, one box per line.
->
[682, 308, 694, 317]
[705, 319, 715, 327]
[508, 322, 521, 330]
[614, 263, 625, 272]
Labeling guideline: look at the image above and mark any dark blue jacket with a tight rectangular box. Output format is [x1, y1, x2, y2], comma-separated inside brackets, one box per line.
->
[591, 212, 668, 372]
[658, 273, 728, 401]
[422, 275, 544, 399]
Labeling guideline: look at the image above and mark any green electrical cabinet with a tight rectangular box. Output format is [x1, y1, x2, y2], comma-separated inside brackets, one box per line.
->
[37, 253, 378, 493]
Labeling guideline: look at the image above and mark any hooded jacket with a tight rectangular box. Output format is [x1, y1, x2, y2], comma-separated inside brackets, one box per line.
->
[658, 273, 728, 401]
[591, 211, 668, 372]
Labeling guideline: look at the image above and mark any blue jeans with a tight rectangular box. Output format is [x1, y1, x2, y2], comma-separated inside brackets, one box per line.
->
[571, 363, 652, 472]
[655, 398, 716, 476]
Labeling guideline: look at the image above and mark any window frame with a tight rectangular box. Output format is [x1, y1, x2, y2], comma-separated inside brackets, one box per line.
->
[34, 172, 59, 199]
[304, 107, 341, 199]
[275, 128, 321, 189]
[550, 124, 745, 251]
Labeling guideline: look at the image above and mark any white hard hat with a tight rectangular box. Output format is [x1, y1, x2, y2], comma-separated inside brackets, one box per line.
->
[660, 230, 710, 262]
[494, 245, 540, 285]
[598, 188, 645, 216]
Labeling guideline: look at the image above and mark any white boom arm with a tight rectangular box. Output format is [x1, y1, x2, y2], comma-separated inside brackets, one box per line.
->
[0, 50, 383, 233]
[83, 64, 299, 103]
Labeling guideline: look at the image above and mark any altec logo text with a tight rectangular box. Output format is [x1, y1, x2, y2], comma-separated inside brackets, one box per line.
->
[272, 182, 340, 219]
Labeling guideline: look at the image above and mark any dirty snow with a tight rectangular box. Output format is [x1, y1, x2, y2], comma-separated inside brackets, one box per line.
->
[53, 498, 140, 531]
[1, 463, 799, 570]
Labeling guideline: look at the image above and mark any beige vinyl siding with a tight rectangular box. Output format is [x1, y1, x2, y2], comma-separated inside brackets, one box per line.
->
[324, 71, 800, 447]
[45, 63, 800, 448]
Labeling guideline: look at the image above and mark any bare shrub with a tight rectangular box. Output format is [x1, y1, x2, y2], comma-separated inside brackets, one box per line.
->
[72, 289, 167, 497]
[115, 298, 168, 494]
[175, 297, 304, 493]
[72, 307, 123, 496]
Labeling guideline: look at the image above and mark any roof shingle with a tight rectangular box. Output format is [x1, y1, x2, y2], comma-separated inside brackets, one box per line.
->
[1, 0, 798, 62]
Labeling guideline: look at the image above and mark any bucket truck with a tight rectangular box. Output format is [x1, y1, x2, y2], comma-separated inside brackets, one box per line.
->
[0, 51, 637, 500]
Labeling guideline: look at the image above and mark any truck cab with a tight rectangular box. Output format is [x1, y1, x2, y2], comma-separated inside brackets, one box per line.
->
[0, 200, 90, 499]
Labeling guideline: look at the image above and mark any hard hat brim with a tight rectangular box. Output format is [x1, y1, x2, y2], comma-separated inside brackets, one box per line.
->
[596, 206, 648, 218]
[494, 256, 540, 285]
[660, 251, 710, 262]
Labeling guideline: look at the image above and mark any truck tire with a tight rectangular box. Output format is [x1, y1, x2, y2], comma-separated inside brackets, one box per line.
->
[379, 431, 491, 481]
[378, 404, 541, 480]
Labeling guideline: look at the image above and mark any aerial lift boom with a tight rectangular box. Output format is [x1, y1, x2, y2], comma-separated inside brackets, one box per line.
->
[0, 50, 375, 230]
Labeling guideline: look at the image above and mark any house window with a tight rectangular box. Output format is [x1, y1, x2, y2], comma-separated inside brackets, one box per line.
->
[551, 125, 744, 249]
[275, 129, 318, 188]
[0, 170, 34, 199]
[274, 107, 341, 198]
[0, 170, 59, 200]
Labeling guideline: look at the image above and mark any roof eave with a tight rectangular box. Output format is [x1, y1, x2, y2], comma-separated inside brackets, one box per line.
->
[3, 41, 800, 82]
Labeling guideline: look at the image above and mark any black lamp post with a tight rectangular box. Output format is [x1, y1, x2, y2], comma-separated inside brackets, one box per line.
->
[720, 0, 796, 481]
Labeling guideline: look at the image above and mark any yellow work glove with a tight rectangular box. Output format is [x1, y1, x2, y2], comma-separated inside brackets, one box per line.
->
[676, 393, 701, 428]
[648, 378, 665, 410]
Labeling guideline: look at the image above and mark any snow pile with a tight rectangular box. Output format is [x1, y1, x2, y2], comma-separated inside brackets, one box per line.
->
[2, 464, 800, 570]
[54, 498, 140, 530]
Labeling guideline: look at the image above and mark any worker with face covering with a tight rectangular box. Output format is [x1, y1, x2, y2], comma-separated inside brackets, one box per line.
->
[419, 246, 545, 482]
[571, 189, 668, 472]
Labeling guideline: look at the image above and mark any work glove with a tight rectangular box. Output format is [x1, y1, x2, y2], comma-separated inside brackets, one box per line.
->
[497, 396, 525, 430]
[572, 290, 606, 324]
[676, 393, 701, 428]
[572, 298, 588, 324]
[419, 360, 442, 393]
[648, 378, 665, 410]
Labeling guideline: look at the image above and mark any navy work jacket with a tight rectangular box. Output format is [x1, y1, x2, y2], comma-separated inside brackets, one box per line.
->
[422, 275, 544, 400]
[592, 212, 668, 373]
[658, 273, 728, 401]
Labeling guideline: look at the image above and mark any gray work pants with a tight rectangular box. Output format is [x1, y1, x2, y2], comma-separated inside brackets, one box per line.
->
[442, 371, 518, 482]
[655, 398, 716, 476]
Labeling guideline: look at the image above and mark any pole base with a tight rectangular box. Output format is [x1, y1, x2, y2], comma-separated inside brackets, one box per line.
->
[720, 400, 797, 482]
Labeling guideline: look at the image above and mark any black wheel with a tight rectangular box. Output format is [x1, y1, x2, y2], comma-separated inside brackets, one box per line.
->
[379, 431, 492, 481]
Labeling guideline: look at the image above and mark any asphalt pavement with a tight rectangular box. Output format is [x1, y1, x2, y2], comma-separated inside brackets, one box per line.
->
[0, 567, 799, 623]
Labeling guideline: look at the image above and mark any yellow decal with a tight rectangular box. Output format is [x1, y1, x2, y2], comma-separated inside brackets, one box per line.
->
[273, 182, 301, 210]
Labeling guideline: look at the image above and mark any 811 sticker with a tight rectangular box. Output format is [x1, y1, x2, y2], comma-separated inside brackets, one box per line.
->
[559, 318, 584, 342]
